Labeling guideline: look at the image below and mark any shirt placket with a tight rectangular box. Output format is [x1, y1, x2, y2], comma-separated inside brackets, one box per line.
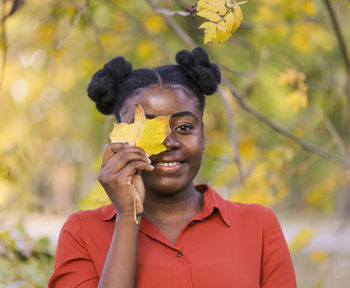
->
[140, 217, 195, 288]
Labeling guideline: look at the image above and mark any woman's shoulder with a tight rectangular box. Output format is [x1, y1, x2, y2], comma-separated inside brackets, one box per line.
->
[61, 204, 115, 232]
[221, 199, 276, 232]
[224, 199, 271, 216]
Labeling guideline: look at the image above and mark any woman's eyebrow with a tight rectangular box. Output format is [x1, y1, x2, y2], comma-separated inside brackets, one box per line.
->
[145, 111, 199, 122]
[170, 111, 199, 123]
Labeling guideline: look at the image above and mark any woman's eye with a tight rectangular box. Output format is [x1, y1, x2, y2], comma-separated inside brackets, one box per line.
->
[175, 124, 192, 133]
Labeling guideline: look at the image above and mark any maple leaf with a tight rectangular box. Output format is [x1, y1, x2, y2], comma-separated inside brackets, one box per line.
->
[197, 1, 245, 44]
[109, 104, 170, 156]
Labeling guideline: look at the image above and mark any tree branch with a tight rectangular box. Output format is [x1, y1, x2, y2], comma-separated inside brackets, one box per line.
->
[222, 77, 350, 168]
[145, 0, 196, 49]
[154, 8, 190, 17]
[322, 0, 350, 74]
[86, 1, 105, 58]
[47, 0, 88, 83]
[322, 114, 347, 157]
[217, 86, 245, 185]
[55, 0, 88, 52]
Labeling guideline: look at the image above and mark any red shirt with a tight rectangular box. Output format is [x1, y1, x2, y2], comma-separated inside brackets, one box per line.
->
[49, 185, 296, 287]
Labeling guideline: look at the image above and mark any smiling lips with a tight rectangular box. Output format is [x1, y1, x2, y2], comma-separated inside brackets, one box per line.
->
[155, 162, 180, 167]
[153, 161, 183, 173]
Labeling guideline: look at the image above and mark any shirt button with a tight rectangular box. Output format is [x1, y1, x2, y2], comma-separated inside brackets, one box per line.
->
[190, 221, 195, 226]
[177, 252, 182, 257]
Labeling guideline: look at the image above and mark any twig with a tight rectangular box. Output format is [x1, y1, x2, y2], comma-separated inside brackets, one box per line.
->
[322, 115, 347, 157]
[0, 0, 8, 90]
[86, 2, 105, 58]
[154, 8, 190, 17]
[217, 86, 244, 185]
[322, 0, 350, 74]
[145, 0, 196, 49]
[47, 0, 88, 84]
[0, 0, 24, 23]
[55, 1, 88, 52]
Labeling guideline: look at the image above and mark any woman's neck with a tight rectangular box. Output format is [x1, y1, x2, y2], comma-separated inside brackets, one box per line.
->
[142, 184, 203, 225]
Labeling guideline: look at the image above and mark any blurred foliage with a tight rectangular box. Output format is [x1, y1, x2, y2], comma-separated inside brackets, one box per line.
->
[0, 222, 54, 287]
[0, 0, 348, 212]
[0, 0, 350, 286]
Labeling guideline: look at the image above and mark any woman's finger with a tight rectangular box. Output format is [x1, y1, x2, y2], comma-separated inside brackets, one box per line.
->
[101, 142, 133, 168]
[106, 152, 151, 174]
[104, 146, 149, 171]
[118, 160, 154, 179]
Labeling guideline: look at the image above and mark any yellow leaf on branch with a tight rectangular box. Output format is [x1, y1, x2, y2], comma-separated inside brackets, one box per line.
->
[109, 104, 170, 156]
[197, 0, 245, 44]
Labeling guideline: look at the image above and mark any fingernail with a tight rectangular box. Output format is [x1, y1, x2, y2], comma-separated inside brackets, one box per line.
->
[145, 152, 150, 158]
[128, 142, 135, 146]
[147, 158, 152, 164]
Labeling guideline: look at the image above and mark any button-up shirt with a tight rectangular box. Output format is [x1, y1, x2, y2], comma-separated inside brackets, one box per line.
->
[49, 185, 296, 287]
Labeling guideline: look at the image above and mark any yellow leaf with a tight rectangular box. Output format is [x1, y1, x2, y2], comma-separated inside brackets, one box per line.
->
[199, 22, 217, 44]
[197, 9, 222, 22]
[224, 11, 234, 32]
[197, 0, 227, 15]
[231, 4, 243, 32]
[197, 1, 244, 44]
[198, 21, 217, 29]
[289, 228, 315, 253]
[109, 104, 170, 156]
[217, 20, 227, 32]
[212, 29, 231, 43]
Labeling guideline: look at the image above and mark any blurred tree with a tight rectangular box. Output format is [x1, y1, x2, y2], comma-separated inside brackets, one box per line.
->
[0, 0, 350, 285]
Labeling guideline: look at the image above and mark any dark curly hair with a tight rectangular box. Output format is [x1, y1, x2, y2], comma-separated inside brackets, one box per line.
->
[87, 47, 221, 122]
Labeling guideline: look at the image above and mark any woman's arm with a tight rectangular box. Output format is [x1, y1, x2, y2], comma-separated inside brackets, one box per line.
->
[98, 216, 139, 288]
[97, 143, 152, 288]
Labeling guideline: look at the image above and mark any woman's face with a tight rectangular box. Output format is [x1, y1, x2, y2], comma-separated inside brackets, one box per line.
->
[120, 86, 205, 195]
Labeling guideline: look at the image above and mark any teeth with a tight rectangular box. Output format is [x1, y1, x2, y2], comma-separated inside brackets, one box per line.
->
[156, 162, 180, 167]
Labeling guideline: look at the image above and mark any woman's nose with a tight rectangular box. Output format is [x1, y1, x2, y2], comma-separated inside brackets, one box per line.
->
[163, 133, 181, 150]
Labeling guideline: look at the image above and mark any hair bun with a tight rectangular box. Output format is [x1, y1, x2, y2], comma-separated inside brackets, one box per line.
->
[176, 47, 221, 95]
[87, 56, 132, 115]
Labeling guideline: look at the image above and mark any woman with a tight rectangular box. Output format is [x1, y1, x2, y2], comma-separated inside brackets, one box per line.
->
[49, 48, 297, 287]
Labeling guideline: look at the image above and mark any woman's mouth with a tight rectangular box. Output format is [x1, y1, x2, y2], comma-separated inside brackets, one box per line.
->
[153, 161, 183, 173]
[155, 161, 180, 167]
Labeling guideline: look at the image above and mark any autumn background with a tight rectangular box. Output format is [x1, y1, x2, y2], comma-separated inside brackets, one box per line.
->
[0, 0, 350, 287]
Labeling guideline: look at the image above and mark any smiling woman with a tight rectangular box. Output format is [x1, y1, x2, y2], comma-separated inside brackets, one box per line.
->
[49, 48, 297, 288]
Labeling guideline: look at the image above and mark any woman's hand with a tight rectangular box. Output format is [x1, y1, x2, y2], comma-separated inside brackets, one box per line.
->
[98, 142, 153, 219]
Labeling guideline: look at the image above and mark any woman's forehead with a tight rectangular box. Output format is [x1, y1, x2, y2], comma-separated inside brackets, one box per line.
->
[121, 86, 201, 121]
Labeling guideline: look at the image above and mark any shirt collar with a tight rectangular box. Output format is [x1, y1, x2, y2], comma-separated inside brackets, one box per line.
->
[100, 184, 231, 227]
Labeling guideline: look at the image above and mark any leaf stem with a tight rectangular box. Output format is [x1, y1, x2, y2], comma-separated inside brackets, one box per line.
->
[133, 185, 139, 225]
